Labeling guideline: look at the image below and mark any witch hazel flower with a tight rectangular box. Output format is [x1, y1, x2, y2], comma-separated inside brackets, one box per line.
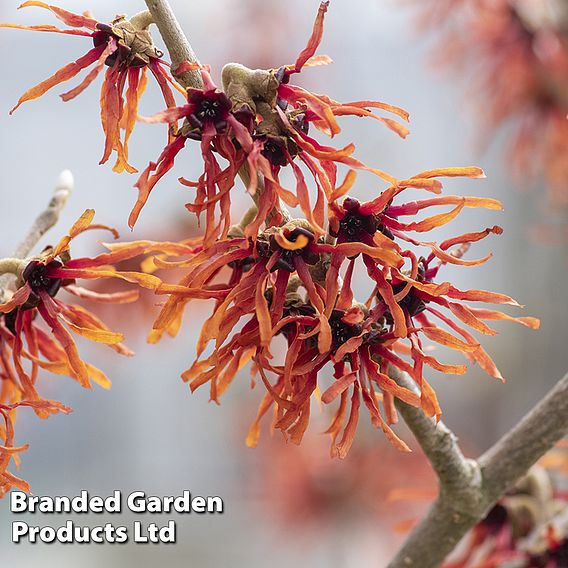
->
[417, 0, 568, 208]
[130, 0, 412, 243]
[0, 209, 183, 397]
[1, 1, 184, 173]
[140, 158, 538, 457]
[130, 66, 255, 244]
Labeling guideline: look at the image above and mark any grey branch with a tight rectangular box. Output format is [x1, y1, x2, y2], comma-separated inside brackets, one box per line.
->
[13, 170, 73, 260]
[479, 370, 568, 503]
[143, 0, 203, 89]
[389, 367, 481, 494]
[0, 170, 73, 300]
[388, 370, 568, 568]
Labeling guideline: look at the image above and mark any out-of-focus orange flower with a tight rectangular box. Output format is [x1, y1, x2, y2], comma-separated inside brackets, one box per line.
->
[252, 435, 435, 536]
[418, 0, 568, 208]
[1, 1, 184, 173]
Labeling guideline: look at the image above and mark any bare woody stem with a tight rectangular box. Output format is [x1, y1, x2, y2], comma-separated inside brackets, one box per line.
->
[129, 10, 155, 31]
[387, 370, 568, 568]
[0, 170, 74, 300]
[388, 367, 482, 493]
[143, 0, 203, 89]
[13, 170, 73, 260]
[228, 205, 259, 238]
[0, 259, 26, 278]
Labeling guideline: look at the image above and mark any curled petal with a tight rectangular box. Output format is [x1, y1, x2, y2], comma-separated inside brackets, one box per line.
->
[18, 1, 99, 29]
[292, 0, 329, 73]
[0, 285, 31, 313]
[10, 44, 106, 113]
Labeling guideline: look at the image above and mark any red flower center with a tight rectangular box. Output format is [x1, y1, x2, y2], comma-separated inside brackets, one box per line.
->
[22, 260, 62, 298]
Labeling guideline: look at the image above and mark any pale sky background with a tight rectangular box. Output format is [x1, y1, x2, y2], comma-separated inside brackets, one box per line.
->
[0, 0, 566, 566]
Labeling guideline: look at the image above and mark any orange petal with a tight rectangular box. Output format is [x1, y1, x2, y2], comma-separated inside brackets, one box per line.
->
[10, 45, 105, 113]
[293, 0, 329, 72]
[60, 37, 116, 101]
[18, 1, 99, 29]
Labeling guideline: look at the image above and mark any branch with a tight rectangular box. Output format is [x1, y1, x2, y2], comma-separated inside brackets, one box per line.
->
[13, 170, 73, 260]
[479, 370, 568, 503]
[388, 370, 568, 568]
[0, 170, 73, 300]
[389, 367, 481, 495]
[143, 0, 203, 89]
[0, 259, 26, 278]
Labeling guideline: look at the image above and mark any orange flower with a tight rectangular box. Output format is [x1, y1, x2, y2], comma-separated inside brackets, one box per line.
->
[130, 67, 254, 241]
[0, 210, 179, 401]
[0, 401, 71, 496]
[132, 1, 410, 241]
[0, 209, 187, 494]
[144, 155, 538, 457]
[1, 1, 183, 173]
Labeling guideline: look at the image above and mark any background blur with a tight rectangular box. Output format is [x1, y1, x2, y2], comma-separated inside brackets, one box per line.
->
[0, 0, 566, 566]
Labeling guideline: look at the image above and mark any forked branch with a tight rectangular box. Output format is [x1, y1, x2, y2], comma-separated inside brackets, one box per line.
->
[388, 371, 568, 568]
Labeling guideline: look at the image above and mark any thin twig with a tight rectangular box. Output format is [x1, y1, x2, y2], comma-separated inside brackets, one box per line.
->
[13, 170, 73, 260]
[0, 170, 73, 300]
[143, 0, 203, 89]
[388, 371, 568, 568]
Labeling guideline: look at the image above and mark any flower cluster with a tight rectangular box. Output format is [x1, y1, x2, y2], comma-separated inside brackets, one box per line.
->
[0, 209, 181, 494]
[1, 1, 539, 464]
[128, 3, 536, 458]
[1, 1, 183, 173]
[416, 0, 568, 208]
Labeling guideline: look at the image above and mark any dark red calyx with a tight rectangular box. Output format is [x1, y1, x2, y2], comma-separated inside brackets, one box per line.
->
[22, 260, 62, 296]
[187, 90, 232, 134]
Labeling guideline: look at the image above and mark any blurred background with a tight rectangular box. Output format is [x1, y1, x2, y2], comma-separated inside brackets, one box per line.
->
[0, 0, 566, 566]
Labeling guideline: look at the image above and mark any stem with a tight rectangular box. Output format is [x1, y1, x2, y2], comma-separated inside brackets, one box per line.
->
[479, 370, 568, 503]
[13, 170, 73, 260]
[389, 367, 481, 494]
[0, 170, 73, 300]
[0, 259, 26, 279]
[129, 10, 154, 31]
[228, 205, 259, 238]
[143, 0, 203, 89]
